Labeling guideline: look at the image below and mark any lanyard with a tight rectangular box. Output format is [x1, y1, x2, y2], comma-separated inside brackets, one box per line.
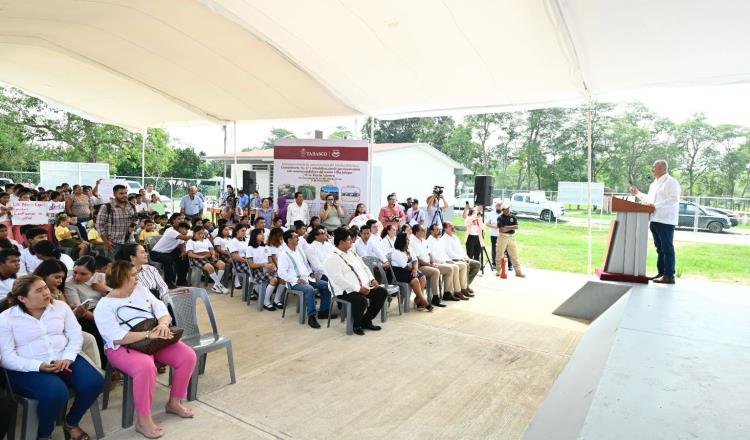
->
[336, 252, 364, 289]
[285, 251, 302, 279]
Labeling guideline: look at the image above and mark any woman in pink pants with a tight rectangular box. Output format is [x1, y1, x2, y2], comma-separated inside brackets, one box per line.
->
[94, 261, 197, 439]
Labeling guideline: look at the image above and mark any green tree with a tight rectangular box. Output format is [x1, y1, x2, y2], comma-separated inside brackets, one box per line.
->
[261, 128, 296, 149]
[673, 114, 720, 196]
[328, 126, 353, 140]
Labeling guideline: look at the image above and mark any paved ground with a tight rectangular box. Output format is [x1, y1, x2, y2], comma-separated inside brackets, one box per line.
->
[52, 270, 589, 440]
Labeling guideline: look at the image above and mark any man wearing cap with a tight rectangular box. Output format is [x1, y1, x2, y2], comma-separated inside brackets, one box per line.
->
[495, 204, 525, 278]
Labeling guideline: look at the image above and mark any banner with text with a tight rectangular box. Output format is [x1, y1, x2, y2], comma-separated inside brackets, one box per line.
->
[273, 139, 370, 222]
[11, 201, 65, 225]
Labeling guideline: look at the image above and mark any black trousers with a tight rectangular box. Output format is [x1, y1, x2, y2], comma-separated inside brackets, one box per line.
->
[466, 234, 482, 261]
[151, 248, 189, 286]
[0, 395, 13, 440]
[340, 286, 387, 328]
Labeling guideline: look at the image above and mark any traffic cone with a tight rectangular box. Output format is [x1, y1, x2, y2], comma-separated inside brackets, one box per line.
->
[500, 257, 508, 279]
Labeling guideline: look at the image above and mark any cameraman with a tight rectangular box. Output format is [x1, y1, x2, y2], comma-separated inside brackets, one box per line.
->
[378, 193, 406, 228]
[426, 190, 450, 228]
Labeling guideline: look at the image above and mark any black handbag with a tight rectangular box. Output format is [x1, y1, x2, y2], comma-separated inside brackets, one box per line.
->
[115, 305, 183, 355]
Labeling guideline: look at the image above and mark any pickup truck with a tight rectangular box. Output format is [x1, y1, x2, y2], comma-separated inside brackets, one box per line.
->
[495, 191, 565, 221]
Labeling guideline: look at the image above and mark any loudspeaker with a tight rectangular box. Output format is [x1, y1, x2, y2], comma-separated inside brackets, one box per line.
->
[473, 175, 493, 206]
[242, 170, 257, 194]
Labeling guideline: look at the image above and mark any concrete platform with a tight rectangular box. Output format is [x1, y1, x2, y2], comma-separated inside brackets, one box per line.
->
[47, 269, 587, 440]
[525, 278, 750, 440]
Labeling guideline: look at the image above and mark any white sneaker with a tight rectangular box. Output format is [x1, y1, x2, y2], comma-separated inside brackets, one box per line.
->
[212, 285, 224, 294]
[220, 284, 230, 294]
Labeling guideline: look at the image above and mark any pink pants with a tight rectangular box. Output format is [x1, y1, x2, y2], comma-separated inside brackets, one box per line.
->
[106, 341, 197, 417]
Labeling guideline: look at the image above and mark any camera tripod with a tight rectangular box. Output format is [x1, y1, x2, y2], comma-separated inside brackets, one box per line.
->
[428, 194, 445, 228]
[479, 231, 495, 274]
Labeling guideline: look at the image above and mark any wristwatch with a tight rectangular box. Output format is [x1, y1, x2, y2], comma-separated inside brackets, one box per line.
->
[145, 330, 151, 340]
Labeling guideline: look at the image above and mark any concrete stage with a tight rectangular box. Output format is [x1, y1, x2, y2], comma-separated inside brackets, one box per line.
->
[38, 270, 749, 439]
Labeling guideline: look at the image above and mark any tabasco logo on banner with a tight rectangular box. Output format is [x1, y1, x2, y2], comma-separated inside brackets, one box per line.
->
[275, 145, 368, 161]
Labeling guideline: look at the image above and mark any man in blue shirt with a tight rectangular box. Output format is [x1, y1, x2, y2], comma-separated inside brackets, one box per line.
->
[237, 190, 249, 215]
[180, 186, 204, 223]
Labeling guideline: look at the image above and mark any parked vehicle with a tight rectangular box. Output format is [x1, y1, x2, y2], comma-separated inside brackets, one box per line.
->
[704, 207, 739, 227]
[678, 201, 731, 233]
[496, 191, 565, 221]
[453, 192, 475, 209]
[125, 180, 143, 196]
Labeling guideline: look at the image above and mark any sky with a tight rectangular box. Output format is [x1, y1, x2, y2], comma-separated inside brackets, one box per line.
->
[168, 83, 750, 157]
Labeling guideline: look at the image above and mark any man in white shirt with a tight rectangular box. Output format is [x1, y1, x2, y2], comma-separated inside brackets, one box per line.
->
[411, 225, 447, 307]
[0, 248, 21, 295]
[354, 227, 372, 257]
[365, 220, 391, 270]
[278, 230, 334, 329]
[292, 221, 309, 255]
[304, 226, 333, 278]
[323, 227, 387, 335]
[19, 227, 48, 274]
[150, 222, 191, 288]
[629, 160, 681, 284]
[443, 222, 480, 292]
[426, 224, 468, 300]
[487, 202, 502, 268]
[286, 192, 310, 226]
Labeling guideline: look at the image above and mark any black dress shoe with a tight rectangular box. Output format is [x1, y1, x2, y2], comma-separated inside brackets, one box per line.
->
[353, 327, 365, 335]
[648, 273, 664, 280]
[362, 321, 382, 331]
[317, 311, 339, 320]
[431, 296, 447, 307]
[263, 304, 277, 311]
[443, 292, 460, 301]
[273, 302, 284, 309]
[653, 276, 676, 284]
[308, 316, 321, 329]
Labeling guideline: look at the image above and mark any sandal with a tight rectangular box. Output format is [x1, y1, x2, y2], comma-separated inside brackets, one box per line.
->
[63, 424, 90, 440]
[134, 426, 164, 439]
[165, 405, 194, 418]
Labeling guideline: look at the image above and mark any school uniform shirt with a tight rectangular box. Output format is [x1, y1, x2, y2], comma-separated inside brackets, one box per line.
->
[390, 249, 415, 269]
[139, 230, 159, 243]
[19, 247, 41, 274]
[213, 236, 230, 252]
[151, 227, 184, 253]
[227, 237, 249, 258]
[379, 235, 396, 256]
[185, 238, 213, 255]
[93, 284, 169, 350]
[0, 301, 83, 372]
[0, 273, 16, 296]
[246, 245, 269, 264]
[354, 237, 370, 257]
[304, 240, 333, 273]
[64, 272, 107, 307]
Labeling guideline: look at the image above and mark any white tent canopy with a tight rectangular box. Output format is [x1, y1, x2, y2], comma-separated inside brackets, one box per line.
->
[2, 0, 750, 129]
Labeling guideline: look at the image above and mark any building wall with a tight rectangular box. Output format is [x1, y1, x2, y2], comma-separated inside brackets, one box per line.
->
[371, 147, 457, 210]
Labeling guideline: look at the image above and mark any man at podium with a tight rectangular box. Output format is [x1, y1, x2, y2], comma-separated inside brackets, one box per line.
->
[628, 160, 681, 284]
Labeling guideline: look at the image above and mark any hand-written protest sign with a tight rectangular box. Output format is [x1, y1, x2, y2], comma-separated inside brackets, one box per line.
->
[10, 201, 65, 225]
[98, 179, 128, 202]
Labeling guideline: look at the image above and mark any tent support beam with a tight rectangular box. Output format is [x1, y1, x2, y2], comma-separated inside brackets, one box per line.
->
[141, 129, 146, 186]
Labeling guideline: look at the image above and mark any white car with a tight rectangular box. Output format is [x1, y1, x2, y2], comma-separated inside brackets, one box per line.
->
[495, 191, 565, 221]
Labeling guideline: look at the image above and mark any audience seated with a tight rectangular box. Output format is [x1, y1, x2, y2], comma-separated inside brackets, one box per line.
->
[227, 224, 251, 291]
[150, 221, 191, 289]
[0, 275, 104, 440]
[410, 225, 447, 307]
[426, 224, 469, 300]
[116, 243, 169, 299]
[304, 226, 334, 278]
[246, 228, 284, 310]
[442, 222, 480, 293]
[65, 255, 110, 366]
[0, 248, 21, 296]
[185, 226, 228, 294]
[277, 230, 334, 329]
[94, 261, 196, 439]
[33, 240, 75, 271]
[391, 233, 432, 311]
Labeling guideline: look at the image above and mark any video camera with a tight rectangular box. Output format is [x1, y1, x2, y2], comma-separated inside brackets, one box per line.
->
[433, 185, 444, 196]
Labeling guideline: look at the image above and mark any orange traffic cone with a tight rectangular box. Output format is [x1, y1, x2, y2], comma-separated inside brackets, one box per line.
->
[500, 257, 508, 279]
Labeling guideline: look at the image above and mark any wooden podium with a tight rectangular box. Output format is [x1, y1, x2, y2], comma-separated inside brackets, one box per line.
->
[596, 197, 654, 283]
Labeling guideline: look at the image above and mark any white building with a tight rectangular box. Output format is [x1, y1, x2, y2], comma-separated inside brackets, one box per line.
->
[205, 142, 471, 212]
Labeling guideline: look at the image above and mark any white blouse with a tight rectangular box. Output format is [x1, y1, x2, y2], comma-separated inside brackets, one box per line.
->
[0, 301, 83, 372]
[227, 237, 249, 258]
[93, 284, 169, 350]
[186, 238, 213, 254]
[247, 245, 269, 264]
[390, 249, 414, 269]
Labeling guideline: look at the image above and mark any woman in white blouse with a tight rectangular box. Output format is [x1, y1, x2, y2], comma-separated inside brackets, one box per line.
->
[227, 224, 251, 290]
[94, 261, 197, 439]
[379, 224, 398, 257]
[212, 225, 232, 263]
[116, 243, 169, 299]
[247, 228, 283, 311]
[0, 275, 104, 440]
[390, 233, 432, 311]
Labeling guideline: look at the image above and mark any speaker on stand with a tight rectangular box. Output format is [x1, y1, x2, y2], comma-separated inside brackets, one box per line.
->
[473, 175, 494, 273]
[242, 170, 257, 194]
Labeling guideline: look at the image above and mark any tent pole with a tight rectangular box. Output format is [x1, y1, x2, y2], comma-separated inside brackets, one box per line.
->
[222, 124, 228, 188]
[369, 116, 375, 214]
[233, 121, 238, 190]
[141, 129, 146, 186]
[586, 97, 593, 277]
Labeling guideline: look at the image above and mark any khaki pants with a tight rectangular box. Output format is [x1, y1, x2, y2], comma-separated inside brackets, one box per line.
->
[466, 259, 480, 285]
[497, 234, 523, 275]
[420, 265, 441, 297]
[435, 262, 457, 293]
[452, 260, 469, 289]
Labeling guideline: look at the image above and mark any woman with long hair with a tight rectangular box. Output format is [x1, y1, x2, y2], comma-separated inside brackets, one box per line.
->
[115, 243, 169, 299]
[185, 226, 227, 293]
[94, 261, 196, 439]
[391, 233, 432, 311]
[64, 255, 110, 367]
[247, 228, 282, 311]
[0, 275, 104, 440]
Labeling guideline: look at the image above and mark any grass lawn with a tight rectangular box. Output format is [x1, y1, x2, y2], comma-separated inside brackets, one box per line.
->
[452, 215, 750, 284]
[735, 223, 750, 230]
[562, 210, 616, 221]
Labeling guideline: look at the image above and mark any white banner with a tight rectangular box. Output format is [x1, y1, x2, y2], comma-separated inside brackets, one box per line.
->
[557, 181, 605, 205]
[98, 179, 128, 202]
[11, 201, 64, 225]
[273, 139, 370, 221]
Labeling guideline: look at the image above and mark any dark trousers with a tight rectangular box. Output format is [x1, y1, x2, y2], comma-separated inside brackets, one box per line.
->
[78, 317, 106, 368]
[0, 395, 13, 440]
[151, 248, 188, 286]
[340, 286, 387, 328]
[465, 235, 482, 261]
[650, 222, 676, 277]
[5, 356, 104, 438]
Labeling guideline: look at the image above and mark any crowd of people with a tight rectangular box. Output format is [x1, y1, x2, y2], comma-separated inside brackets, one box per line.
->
[0, 181, 527, 440]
